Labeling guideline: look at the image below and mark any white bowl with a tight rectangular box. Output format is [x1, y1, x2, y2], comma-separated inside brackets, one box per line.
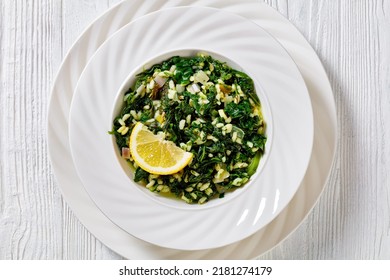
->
[68, 6, 313, 250]
[110, 49, 273, 210]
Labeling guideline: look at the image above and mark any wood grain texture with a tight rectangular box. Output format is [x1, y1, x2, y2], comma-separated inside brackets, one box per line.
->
[260, 0, 390, 260]
[1, 0, 63, 259]
[0, 0, 122, 260]
[0, 0, 389, 259]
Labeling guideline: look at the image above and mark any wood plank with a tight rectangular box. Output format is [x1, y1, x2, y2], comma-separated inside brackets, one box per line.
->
[260, 0, 390, 260]
[0, 0, 63, 259]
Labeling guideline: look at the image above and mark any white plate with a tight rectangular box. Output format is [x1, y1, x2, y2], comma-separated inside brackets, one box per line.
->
[68, 6, 313, 251]
[48, 0, 336, 258]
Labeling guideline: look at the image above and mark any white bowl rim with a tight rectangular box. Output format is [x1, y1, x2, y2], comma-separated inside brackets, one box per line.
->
[109, 48, 274, 211]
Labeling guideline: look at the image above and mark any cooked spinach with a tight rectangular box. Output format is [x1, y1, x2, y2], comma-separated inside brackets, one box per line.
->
[110, 53, 267, 204]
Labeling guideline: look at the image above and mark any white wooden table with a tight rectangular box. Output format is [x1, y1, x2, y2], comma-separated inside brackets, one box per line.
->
[1, 0, 389, 260]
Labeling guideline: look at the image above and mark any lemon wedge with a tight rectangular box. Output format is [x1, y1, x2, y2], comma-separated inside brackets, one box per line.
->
[129, 122, 193, 175]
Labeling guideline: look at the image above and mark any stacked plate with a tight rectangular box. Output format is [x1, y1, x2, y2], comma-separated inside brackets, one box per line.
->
[48, 0, 336, 259]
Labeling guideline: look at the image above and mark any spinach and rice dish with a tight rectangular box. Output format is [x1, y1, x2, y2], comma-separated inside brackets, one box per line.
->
[111, 53, 267, 204]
